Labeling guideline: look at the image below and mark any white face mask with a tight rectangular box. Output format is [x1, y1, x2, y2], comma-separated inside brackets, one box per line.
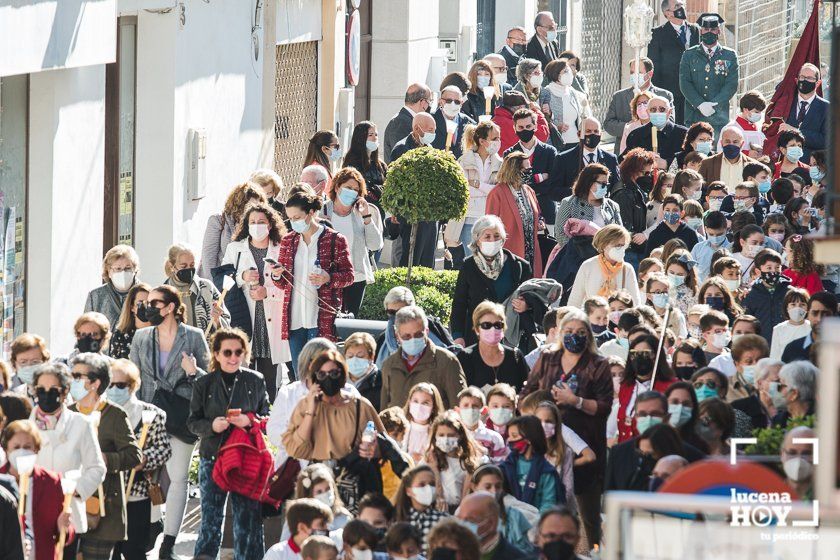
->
[724, 279, 741, 292]
[249, 223, 270, 241]
[488, 407, 513, 426]
[435, 436, 460, 453]
[712, 331, 732, 349]
[314, 489, 335, 508]
[411, 484, 436, 506]
[110, 270, 135, 292]
[529, 74, 543, 88]
[352, 549, 373, 560]
[607, 246, 626, 262]
[630, 72, 647, 88]
[486, 140, 501, 155]
[743, 244, 761, 258]
[480, 240, 504, 257]
[783, 456, 813, 482]
[493, 72, 507, 86]
[442, 101, 461, 118]
[788, 306, 807, 323]
[559, 71, 574, 87]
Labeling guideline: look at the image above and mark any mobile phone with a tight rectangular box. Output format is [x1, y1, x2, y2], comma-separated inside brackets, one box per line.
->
[226, 408, 241, 419]
[263, 257, 278, 266]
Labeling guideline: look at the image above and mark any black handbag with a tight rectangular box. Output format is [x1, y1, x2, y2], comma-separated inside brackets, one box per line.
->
[211, 250, 253, 338]
[149, 333, 198, 444]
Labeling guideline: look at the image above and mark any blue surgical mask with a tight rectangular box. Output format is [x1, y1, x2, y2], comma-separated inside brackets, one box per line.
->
[635, 415, 663, 434]
[668, 404, 692, 428]
[617, 337, 630, 349]
[649, 112, 667, 128]
[107, 386, 131, 406]
[546, 29, 558, 42]
[338, 187, 359, 206]
[707, 233, 726, 246]
[365, 140, 379, 153]
[741, 365, 756, 385]
[686, 217, 702, 230]
[758, 179, 772, 194]
[593, 183, 608, 199]
[477, 75, 491, 89]
[664, 211, 680, 225]
[651, 293, 670, 308]
[695, 385, 718, 402]
[329, 147, 343, 161]
[291, 218, 309, 234]
[785, 146, 803, 163]
[421, 131, 436, 145]
[668, 273, 686, 287]
[401, 336, 427, 357]
[346, 357, 371, 377]
[809, 166, 825, 182]
[695, 141, 712, 155]
[747, 112, 763, 123]
[70, 379, 89, 402]
[15, 364, 40, 385]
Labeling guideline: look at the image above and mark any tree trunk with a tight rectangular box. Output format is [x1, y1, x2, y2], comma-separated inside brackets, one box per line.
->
[406, 222, 418, 287]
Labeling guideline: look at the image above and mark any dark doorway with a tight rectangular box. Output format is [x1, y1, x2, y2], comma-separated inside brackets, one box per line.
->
[353, 0, 373, 123]
[476, 0, 497, 59]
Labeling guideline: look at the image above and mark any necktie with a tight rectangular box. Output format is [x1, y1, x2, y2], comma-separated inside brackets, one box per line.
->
[679, 25, 687, 48]
[587, 153, 595, 164]
[545, 44, 552, 60]
[798, 100, 808, 122]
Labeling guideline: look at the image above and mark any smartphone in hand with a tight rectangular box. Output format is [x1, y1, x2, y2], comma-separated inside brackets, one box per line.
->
[263, 257, 278, 266]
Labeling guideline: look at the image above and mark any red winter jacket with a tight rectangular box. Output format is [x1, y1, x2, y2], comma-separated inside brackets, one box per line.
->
[493, 106, 550, 154]
[213, 417, 277, 506]
[272, 227, 355, 341]
[616, 378, 676, 443]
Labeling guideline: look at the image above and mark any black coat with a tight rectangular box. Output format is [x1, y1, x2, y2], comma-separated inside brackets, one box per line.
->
[187, 368, 271, 459]
[451, 250, 532, 345]
[383, 107, 414, 164]
[605, 436, 706, 492]
[489, 536, 532, 560]
[354, 367, 383, 412]
[781, 335, 812, 363]
[390, 132, 423, 163]
[504, 140, 559, 224]
[551, 144, 619, 201]
[432, 109, 476, 160]
[524, 34, 560, 70]
[648, 22, 700, 120]
[622, 121, 688, 168]
[610, 180, 648, 242]
[644, 222, 702, 254]
[499, 46, 522, 86]
[742, 276, 793, 346]
[456, 344, 530, 392]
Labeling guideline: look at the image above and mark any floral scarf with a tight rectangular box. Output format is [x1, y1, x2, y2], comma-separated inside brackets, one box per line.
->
[474, 248, 505, 281]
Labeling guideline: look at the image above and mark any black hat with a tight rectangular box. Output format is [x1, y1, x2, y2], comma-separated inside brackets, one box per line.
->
[697, 13, 724, 28]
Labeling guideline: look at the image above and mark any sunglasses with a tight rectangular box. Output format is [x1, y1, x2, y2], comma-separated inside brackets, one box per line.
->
[479, 321, 504, 331]
[71, 372, 92, 381]
[693, 380, 718, 390]
[316, 368, 343, 381]
[386, 309, 399, 317]
[111, 382, 130, 390]
[220, 349, 245, 358]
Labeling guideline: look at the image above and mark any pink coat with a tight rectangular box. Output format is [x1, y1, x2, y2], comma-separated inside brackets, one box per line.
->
[485, 182, 543, 277]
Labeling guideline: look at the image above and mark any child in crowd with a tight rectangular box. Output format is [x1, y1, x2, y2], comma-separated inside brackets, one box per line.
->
[637, 258, 664, 290]
[691, 211, 730, 282]
[683, 150, 706, 172]
[683, 200, 705, 234]
[645, 194, 702, 254]
[607, 290, 634, 329]
[485, 383, 517, 439]
[770, 288, 811, 361]
[282, 465, 352, 540]
[698, 276, 743, 324]
[402, 383, 444, 463]
[605, 356, 627, 446]
[501, 415, 564, 513]
[301, 536, 339, 560]
[424, 411, 487, 509]
[700, 310, 731, 364]
[264, 499, 334, 560]
[645, 272, 688, 339]
[384, 523, 424, 560]
[705, 181, 728, 212]
[455, 387, 506, 463]
[393, 465, 449, 550]
[711, 256, 744, 296]
[471, 464, 536, 553]
[731, 225, 766, 285]
[600, 308, 643, 361]
[665, 250, 699, 316]
[783, 234, 824, 295]
[583, 296, 614, 346]
[379, 407, 413, 500]
[340, 520, 383, 560]
[743, 249, 792, 347]
[685, 303, 710, 341]
[525, 308, 566, 369]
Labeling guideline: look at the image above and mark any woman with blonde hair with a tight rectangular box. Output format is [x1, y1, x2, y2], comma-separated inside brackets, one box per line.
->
[71, 312, 113, 358]
[619, 90, 654, 155]
[163, 243, 230, 333]
[198, 181, 268, 278]
[462, 60, 502, 121]
[84, 244, 141, 329]
[9, 332, 51, 393]
[249, 167, 287, 218]
[445, 121, 503, 267]
[486, 152, 543, 276]
[567, 225, 643, 309]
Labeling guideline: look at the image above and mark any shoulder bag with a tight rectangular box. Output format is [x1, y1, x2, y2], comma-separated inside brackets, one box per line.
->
[150, 333, 198, 444]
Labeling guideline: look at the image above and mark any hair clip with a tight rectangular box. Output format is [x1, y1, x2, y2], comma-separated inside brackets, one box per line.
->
[791, 234, 803, 243]
[677, 254, 698, 269]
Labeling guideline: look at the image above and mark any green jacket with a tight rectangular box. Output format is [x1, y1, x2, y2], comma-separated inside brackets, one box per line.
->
[70, 401, 142, 543]
[679, 44, 739, 129]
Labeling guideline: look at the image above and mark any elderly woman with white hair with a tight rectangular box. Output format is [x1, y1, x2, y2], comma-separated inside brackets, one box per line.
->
[85, 244, 141, 330]
[773, 360, 817, 428]
[375, 287, 456, 367]
[450, 215, 532, 347]
[731, 357, 785, 429]
[250, 167, 288, 220]
[163, 243, 230, 333]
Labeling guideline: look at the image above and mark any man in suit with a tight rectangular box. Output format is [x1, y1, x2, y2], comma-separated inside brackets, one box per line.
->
[679, 13, 739, 136]
[383, 82, 432, 163]
[456, 492, 531, 560]
[622, 96, 687, 168]
[391, 113, 440, 268]
[698, 126, 758, 187]
[780, 63, 829, 161]
[551, 117, 618, 201]
[498, 26, 527, 86]
[648, 0, 700, 125]
[525, 11, 560, 74]
[604, 57, 674, 140]
[432, 85, 476, 160]
[504, 108, 559, 226]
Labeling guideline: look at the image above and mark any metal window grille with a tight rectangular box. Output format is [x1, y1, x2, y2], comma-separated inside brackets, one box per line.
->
[734, 0, 796, 98]
[580, 0, 624, 121]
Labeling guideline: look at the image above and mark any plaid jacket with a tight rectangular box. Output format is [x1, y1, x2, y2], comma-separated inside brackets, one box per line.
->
[127, 400, 172, 498]
[273, 227, 354, 341]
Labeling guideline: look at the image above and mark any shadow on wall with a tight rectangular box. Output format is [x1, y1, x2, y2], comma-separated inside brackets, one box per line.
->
[41, 0, 86, 70]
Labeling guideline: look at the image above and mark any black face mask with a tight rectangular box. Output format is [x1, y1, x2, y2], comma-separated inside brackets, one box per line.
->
[515, 128, 535, 143]
[319, 375, 344, 397]
[76, 335, 101, 354]
[36, 387, 63, 414]
[673, 6, 686, 20]
[649, 475, 665, 492]
[137, 303, 166, 326]
[761, 271, 781, 285]
[630, 353, 655, 377]
[511, 44, 526, 56]
[636, 174, 654, 192]
[797, 79, 817, 95]
[637, 451, 657, 475]
[674, 365, 695, 380]
[592, 324, 608, 335]
[175, 267, 196, 284]
[583, 133, 601, 149]
[540, 540, 575, 560]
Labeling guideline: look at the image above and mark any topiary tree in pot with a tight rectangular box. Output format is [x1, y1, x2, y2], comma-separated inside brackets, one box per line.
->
[381, 146, 469, 285]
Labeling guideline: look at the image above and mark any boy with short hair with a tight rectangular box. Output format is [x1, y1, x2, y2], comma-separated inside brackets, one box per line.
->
[599, 308, 642, 361]
[705, 182, 728, 212]
[341, 520, 385, 560]
[691, 210, 731, 281]
[583, 296, 614, 346]
[700, 310, 731, 364]
[384, 523, 423, 560]
[722, 182, 764, 224]
[712, 257, 743, 293]
[525, 307, 568, 369]
[264, 499, 334, 560]
[769, 177, 795, 214]
[709, 315, 764, 378]
[743, 161, 772, 196]
[378, 407, 410, 500]
[742, 249, 791, 347]
[645, 194, 703, 253]
[719, 90, 767, 155]
[683, 151, 706, 172]
[485, 383, 517, 439]
[301, 536, 339, 560]
[456, 386, 506, 462]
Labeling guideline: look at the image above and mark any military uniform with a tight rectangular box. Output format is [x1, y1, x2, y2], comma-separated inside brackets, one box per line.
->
[678, 13, 739, 136]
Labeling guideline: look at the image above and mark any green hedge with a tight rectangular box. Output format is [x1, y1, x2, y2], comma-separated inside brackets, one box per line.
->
[358, 267, 458, 323]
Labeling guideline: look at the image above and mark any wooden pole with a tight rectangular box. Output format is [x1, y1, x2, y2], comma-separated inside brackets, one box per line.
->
[125, 422, 152, 494]
[650, 304, 671, 388]
[204, 288, 228, 335]
[55, 493, 73, 553]
[406, 223, 418, 287]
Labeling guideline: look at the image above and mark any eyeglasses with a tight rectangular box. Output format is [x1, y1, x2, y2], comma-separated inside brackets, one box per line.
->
[693, 380, 719, 390]
[648, 291, 668, 296]
[111, 382, 130, 390]
[315, 368, 343, 381]
[479, 321, 504, 330]
[798, 76, 818, 83]
[399, 332, 425, 341]
[443, 99, 462, 106]
[70, 371, 92, 381]
[221, 349, 245, 358]
[630, 350, 654, 358]
[147, 299, 165, 308]
[110, 266, 135, 273]
[76, 333, 103, 341]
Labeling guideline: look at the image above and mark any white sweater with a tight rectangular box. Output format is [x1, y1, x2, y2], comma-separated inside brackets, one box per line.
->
[567, 256, 643, 309]
[770, 320, 812, 361]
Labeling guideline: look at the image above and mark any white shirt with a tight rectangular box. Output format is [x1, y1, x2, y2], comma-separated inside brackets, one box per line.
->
[561, 91, 580, 144]
[592, 206, 605, 227]
[561, 424, 589, 455]
[797, 94, 814, 113]
[290, 226, 324, 330]
[709, 353, 737, 377]
[263, 539, 301, 560]
[770, 320, 812, 361]
[329, 213, 364, 282]
[599, 338, 629, 361]
[404, 105, 417, 117]
[720, 156, 745, 193]
[403, 421, 430, 458]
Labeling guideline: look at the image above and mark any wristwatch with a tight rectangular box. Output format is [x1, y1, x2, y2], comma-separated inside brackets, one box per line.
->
[575, 397, 583, 410]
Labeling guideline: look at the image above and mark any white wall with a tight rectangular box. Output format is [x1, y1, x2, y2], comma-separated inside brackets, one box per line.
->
[494, 0, 537, 54]
[0, 0, 117, 77]
[28, 65, 106, 354]
[438, 0, 477, 75]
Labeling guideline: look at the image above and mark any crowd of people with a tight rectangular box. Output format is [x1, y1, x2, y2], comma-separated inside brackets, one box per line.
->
[0, 4, 831, 560]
